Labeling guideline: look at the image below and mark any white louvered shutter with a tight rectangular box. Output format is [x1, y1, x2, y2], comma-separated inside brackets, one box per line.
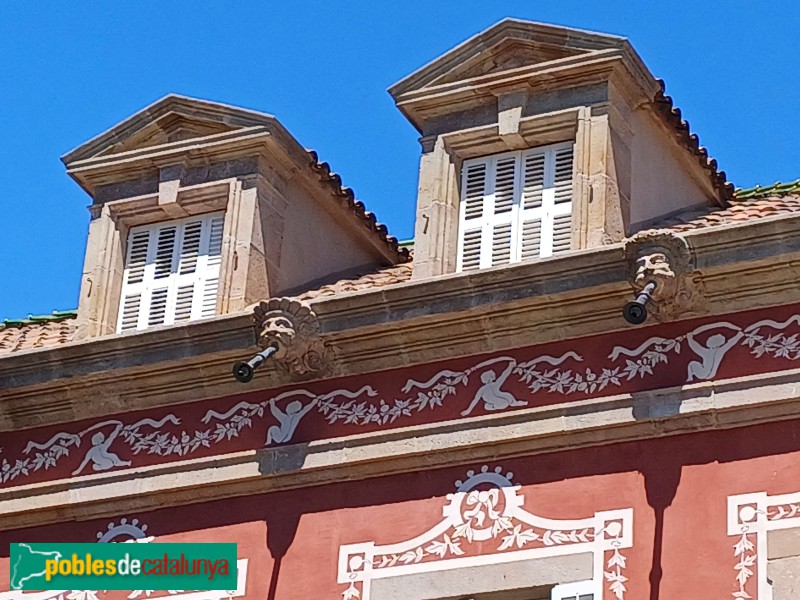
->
[520, 149, 546, 260]
[457, 142, 574, 272]
[118, 212, 225, 332]
[522, 141, 573, 259]
[457, 161, 489, 271]
[457, 153, 521, 271]
[489, 155, 518, 267]
[549, 144, 574, 256]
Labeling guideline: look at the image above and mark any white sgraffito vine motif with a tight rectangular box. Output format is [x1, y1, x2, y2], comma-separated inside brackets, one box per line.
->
[200, 386, 381, 444]
[726, 490, 800, 600]
[0, 416, 192, 484]
[337, 465, 633, 600]
[768, 503, 800, 521]
[0, 521, 249, 600]
[4, 314, 800, 488]
[728, 500, 761, 600]
[733, 531, 756, 599]
[203, 315, 800, 451]
[604, 526, 629, 600]
[200, 352, 594, 449]
[609, 315, 800, 387]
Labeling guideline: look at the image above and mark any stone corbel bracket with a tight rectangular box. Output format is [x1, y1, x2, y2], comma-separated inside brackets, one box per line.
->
[623, 230, 707, 322]
[253, 297, 334, 381]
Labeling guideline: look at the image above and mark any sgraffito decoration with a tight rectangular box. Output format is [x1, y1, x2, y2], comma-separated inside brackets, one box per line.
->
[337, 465, 633, 600]
[0, 520, 249, 600]
[727, 489, 800, 599]
[2, 304, 800, 489]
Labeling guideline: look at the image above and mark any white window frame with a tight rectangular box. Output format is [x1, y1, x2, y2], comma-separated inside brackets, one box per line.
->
[549, 580, 596, 600]
[456, 141, 574, 272]
[117, 211, 224, 332]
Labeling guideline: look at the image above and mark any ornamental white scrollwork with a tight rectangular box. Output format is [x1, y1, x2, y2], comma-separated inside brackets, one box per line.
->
[3, 314, 800, 487]
[725, 489, 800, 599]
[337, 465, 633, 600]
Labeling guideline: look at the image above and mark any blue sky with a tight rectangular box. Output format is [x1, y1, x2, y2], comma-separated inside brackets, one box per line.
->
[1, 2, 798, 320]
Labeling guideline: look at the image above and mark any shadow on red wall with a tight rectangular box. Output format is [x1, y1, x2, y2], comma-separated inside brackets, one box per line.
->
[5, 415, 800, 599]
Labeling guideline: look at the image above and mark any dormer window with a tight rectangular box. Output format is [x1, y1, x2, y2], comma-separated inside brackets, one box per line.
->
[118, 212, 224, 332]
[456, 141, 574, 272]
[394, 20, 730, 281]
[64, 95, 406, 341]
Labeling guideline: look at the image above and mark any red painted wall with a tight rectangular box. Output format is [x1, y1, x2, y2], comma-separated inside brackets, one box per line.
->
[4, 417, 800, 599]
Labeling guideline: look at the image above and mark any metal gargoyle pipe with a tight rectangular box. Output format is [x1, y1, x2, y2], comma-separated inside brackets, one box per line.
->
[232, 343, 279, 383]
[623, 280, 657, 325]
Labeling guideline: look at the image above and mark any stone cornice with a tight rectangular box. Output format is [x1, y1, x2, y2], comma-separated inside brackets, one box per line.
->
[67, 126, 271, 171]
[388, 19, 629, 98]
[2, 213, 800, 432]
[61, 94, 280, 165]
[66, 127, 290, 196]
[0, 314, 257, 429]
[394, 49, 657, 134]
[65, 118, 313, 198]
[2, 365, 800, 530]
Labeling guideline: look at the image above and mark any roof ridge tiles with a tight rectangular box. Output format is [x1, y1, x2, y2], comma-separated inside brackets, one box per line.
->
[734, 179, 800, 201]
[306, 150, 411, 263]
[1, 310, 78, 329]
[653, 79, 734, 205]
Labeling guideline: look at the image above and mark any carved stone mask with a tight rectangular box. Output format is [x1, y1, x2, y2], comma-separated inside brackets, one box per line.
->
[633, 251, 677, 297]
[259, 314, 297, 357]
[253, 298, 333, 380]
[623, 230, 706, 322]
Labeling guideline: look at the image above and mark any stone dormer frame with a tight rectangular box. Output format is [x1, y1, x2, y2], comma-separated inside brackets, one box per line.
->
[76, 174, 265, 340]
[66, 95, 408, 341]
[412, 101, 632, 279]
[395, 19, 728, 281]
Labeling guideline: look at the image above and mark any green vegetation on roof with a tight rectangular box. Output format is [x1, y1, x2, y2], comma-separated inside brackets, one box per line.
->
[734, 179, 800, 200]
[1, 310, 78, 328]
[398, 239, 414, 248]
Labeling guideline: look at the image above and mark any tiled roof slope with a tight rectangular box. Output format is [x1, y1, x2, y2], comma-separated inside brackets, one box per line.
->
[650, 181, 800, 232]
[3, 182, 800, 356]
[296, 263, 413, 301]
[0, 266, 417, 356]
[0, 311, 77, 355]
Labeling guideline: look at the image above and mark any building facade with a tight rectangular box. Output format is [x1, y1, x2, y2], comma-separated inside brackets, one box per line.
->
[3, 18, 800, 600]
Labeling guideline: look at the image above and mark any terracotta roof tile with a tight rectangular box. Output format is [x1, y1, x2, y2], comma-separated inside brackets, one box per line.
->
[649, 182, 800, 232]
[296, 263, 414, 301]
[0, 311, 77, 356]
[653, 79, 734, 204]
[0, 265, 417, 356]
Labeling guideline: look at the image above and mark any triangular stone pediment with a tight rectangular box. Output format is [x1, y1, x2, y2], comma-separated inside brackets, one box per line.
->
[429, 37, 587, 88]
[390, 18, 627, 98]
[96, 113, 236, 156]
[63, 94, 278, 165]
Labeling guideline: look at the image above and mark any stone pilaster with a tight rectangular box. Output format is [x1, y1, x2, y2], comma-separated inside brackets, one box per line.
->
[411, 136, 460, 279]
